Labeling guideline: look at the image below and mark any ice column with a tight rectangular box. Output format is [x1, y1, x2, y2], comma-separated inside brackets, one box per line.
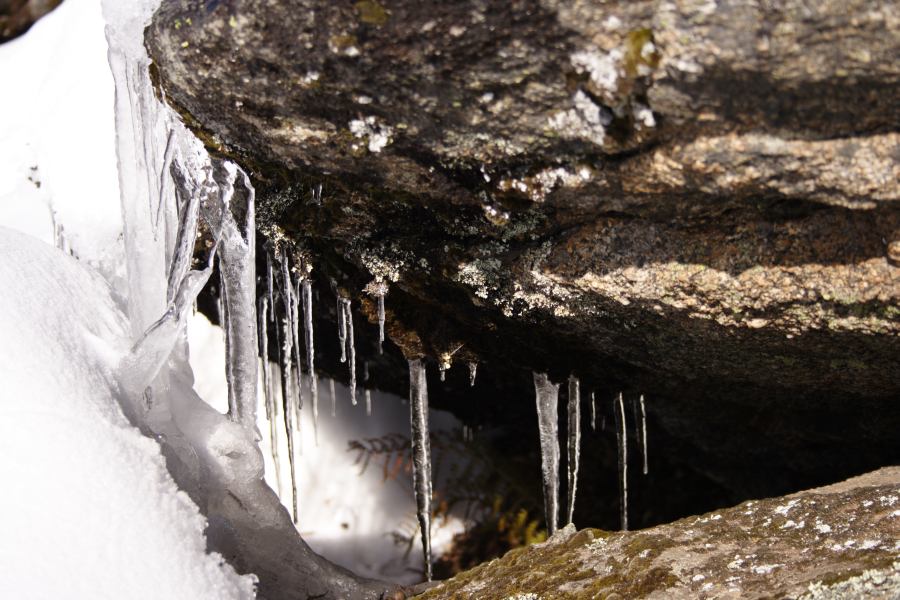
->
[566, 375, 581, 525]
[408, 359, 433, 581]
[533, 372, 560, 536]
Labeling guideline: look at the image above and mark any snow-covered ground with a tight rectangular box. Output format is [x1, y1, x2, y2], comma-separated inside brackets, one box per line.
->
[0, 0, 462, 594]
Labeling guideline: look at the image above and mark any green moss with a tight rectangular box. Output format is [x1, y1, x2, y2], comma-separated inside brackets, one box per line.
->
[355, 0, 389, 26]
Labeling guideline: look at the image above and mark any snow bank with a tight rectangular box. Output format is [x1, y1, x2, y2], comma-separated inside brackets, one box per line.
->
[0, 227, 256, 599]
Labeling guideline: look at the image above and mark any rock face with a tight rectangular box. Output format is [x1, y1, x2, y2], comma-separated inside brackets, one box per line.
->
[146, 0, 898, 391]
[419, 467, 900, 599]
[146, 0, 899, 553]
[0, 0, 61, 42]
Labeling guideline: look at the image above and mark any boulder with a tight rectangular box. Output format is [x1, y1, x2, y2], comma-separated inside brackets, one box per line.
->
[419, 467, 900, 599]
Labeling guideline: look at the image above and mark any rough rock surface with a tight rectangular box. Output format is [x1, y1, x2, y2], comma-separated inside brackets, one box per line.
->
[146, 0, 898, 395]
[0, 0, 61, 42]
[418, 467, 900, 599]
[145, 0, 900, 563]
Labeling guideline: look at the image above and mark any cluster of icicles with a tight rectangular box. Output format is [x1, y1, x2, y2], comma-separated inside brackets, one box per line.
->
[249, 244, 651, 580]
[534, 374, 649, 537]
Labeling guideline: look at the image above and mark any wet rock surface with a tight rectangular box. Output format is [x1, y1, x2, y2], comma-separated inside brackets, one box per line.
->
[147, 0, 899, 576]
[418, 467, 900, 599]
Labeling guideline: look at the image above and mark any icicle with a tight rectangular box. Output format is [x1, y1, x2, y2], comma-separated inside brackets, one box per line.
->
[266, 252, 275, 322]
[337, 296, 347, 363]
[640, 394, 648, 475]
[288, 271, 303, 411]
[615, 392, 628, 531]
[207, 161, 258, 431]
[468, 362, 477, 387]
[363, 360, 370, 382]
[566, 375, 581, 526]
[439, 367, 446, 382]
[365, 389, 372, 416]
[329, 378, 336, 418]
[533, 372, 560, 536]
[258, 296, 282, 498]
[301, 277, 318, 446]
[280, 311, 299, 523]
[408, 359, 433, 581]
[590, 391, 596, 431]
[377, 290, 386, 354]
[343, 299, 357, 405]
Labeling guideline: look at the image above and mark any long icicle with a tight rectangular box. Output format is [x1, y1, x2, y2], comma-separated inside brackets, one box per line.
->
[468, 362, 477, 387]
[640, 394, 648, 475]
[282, 254, 303, 455]
[266, 251, 275, 322]
[566, 375, 581, 526]
[615, 392, 628, 531]
[343, 299, 357, 405]
[301, 277, 318, 445]
[337, 296, 347, 363]
[258, 296, 282, 498]
[280, 306, 299, 523]
[409, 359, 433, 581]
[210, 161, 258, 430]
[533, 372, 560, 536]
[289, 272, 303, 411]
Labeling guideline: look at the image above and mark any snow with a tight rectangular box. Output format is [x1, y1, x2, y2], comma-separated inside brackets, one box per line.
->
[0, 227, 255, 599]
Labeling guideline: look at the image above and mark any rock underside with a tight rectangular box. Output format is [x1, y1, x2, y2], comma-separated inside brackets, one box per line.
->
[143, 0, 899, 596]
[420, 467, 900, 599]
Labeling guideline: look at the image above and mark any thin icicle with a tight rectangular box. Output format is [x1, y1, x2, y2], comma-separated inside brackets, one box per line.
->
[439, 367, 446, 382]
[468, 362, 477, 387]
[266, 251, 275, 322]
[640, 394, 648, 475]
[337, 296, 347, 363]
[329, 378, 337, 418]
[377, 292, 385, 354]
[408, 359, 433, 581]
[365, 389, 372, 416]
[566, 375, 581, 526]
[301, 277, 318, 446]
[258, 296, 282, 498]
[533, 372, 560, 536]
[590, 391, 596, 431]
[288, 270, 303, 412]
[343, 299, 357, 405]
[280, 311, 299, 523]
[615, 392, 628, 531]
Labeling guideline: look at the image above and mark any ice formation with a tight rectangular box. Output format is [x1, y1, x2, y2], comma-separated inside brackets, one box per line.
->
[468, 362, 478, 386]
[566, 375, 581, 525]
[301, 277, 318, 444]
[409, 359, 434, 580]
[342, 299, 357, 405]
[640, 394, 649, 475]
[590, 391, 597, 431]
[533, 372, 560, 535]
[615, 392, 628, 531]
